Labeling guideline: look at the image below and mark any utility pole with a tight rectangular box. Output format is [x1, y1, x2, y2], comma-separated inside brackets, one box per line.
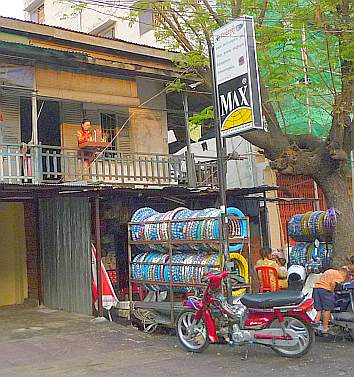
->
[209, 45, 232, 303]
[302, 25, 320, 210]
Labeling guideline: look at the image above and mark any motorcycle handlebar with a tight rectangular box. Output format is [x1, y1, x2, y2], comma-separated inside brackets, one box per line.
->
[201, 270, 230, 283]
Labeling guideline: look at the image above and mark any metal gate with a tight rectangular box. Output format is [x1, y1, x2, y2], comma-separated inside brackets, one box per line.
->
[39, 197, 92, 315]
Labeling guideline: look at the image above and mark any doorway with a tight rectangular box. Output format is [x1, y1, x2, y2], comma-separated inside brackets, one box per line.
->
[0, 202, 28, 306]
[20, 98, 60, 146]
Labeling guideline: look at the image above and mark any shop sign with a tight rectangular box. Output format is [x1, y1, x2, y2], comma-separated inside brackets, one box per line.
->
[213, 16, 263, 137]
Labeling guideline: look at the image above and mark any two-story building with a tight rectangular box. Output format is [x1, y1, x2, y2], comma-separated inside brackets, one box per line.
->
[0, 17, 277, 321]
[0, 16, 205, 315]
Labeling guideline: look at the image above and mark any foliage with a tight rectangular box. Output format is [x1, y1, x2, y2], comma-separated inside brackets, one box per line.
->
[128, 0, 352, 140]
[189, 106, 214, 128]
[127, 0, 354, 263]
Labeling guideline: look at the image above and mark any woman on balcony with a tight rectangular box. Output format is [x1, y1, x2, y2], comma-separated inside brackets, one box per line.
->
[77, 119, 94, 179]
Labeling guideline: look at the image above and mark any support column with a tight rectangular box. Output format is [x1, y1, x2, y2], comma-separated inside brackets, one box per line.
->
[182, 93, 196, 187]
[94, 196, 103, 317]
[209, 45, 232, 303]
[31, 94, 42, 184]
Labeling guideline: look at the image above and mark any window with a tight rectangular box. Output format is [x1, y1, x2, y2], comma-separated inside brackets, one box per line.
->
[30, 3, 44, 24]
[97, 26, 115, 39]
[37, 4, 45, 24]
[101, 113, 117, 150]
[139, 8, 153, 35]
[100, 112, 131, 154]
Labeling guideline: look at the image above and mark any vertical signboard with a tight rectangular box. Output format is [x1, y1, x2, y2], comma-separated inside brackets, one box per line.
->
[213, 16, 263, 137]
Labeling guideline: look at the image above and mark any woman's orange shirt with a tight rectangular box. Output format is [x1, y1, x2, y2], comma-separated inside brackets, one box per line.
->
[77, 130, 92, 145]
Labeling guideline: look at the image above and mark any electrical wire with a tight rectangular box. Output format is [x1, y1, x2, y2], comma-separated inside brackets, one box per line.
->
[91, 66, 191, 163]
[63, 0, 353, 34]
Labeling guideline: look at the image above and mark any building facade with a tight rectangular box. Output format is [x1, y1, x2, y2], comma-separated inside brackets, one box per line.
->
[0, 16, 200, 314]
[24, 0, 159, 47]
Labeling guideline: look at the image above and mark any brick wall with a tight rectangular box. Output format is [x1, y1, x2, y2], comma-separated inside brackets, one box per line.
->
[24, 201, 41, 302]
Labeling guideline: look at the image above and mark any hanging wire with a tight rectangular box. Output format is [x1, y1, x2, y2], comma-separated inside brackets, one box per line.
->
[63, 0, 353, 34]
[91, 66, 192, 163]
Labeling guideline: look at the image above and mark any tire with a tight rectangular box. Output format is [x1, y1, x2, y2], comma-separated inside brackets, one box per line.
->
[176, 309, 210, 353]
[269, 315, 314, 358]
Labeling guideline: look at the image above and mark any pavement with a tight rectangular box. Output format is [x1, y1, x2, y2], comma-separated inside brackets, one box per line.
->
[0, 305, 353, 377]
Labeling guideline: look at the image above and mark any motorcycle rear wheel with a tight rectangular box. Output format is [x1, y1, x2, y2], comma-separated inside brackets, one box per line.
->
[176, 309, 209, 353]
[269, 315, 314, 358]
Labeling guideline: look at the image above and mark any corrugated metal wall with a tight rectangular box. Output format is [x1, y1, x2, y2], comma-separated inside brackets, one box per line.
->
[276, 174, 327, 245]
[39, 197, 92, 315]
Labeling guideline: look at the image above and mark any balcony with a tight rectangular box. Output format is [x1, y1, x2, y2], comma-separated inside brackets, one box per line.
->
[0, 144, 217, 188]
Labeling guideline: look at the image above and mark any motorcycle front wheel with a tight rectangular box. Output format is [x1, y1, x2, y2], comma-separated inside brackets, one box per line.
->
[269, 315, 314, 358]
[176, 309, 209, 353]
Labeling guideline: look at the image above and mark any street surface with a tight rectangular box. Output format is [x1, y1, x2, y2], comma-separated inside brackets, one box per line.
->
[0, 306, 353, 377]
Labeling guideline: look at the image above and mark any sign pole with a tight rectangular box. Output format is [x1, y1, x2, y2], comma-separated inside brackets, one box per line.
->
[209, 45, 232, 304]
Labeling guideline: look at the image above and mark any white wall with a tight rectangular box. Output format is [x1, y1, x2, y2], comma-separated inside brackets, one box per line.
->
[24, 0, 161, 47]
[176, 136, 267, 189]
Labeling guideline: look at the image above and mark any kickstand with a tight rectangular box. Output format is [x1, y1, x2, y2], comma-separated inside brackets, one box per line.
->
[241, 345, 249, 361]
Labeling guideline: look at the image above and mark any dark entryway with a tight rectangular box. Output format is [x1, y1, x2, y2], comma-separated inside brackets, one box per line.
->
[20, 99, 60, 145]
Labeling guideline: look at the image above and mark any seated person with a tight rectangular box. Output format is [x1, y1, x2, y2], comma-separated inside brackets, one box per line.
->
[313, 262, 353, 333]
[347, 255, 354, 282]
[255, 247, 288, 291]
[277, 258, 288, 289]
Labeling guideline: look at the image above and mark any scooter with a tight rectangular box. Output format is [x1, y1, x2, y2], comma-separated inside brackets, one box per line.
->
[330, 282, 354, 339]
[176, 271, 316, 358]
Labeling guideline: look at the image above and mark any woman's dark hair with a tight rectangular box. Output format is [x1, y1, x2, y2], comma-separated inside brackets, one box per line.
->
[81, 118, 91, 125]
[260, 247, 272, 259]
[349, 255, 354, 265]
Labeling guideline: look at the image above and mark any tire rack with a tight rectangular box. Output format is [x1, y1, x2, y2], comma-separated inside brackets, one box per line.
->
[127, 214, 251, 326]
[285, 220, 332, 269]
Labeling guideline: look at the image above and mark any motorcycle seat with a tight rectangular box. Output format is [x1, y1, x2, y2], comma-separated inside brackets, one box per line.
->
[240, 290, 305, 309]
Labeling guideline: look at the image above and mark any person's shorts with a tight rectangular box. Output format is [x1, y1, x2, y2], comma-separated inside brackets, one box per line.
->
[313, 288, 336, 311]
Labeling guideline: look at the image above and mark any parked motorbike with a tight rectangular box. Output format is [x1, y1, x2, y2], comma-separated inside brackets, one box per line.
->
[326, 282, 354, 339]
[176, 271, 316, 358]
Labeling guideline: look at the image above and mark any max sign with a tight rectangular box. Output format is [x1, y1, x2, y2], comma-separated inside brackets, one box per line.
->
[213, 16, 263, 137]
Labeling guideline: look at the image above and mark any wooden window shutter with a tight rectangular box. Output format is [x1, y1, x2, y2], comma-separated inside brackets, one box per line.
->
[0, 95, 20, 144]
[37, 4, 45, 24]
[62, 102, 83, 125]
[117, 115, 131, 154]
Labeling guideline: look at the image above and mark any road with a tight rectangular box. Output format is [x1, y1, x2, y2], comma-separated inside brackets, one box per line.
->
[0, 306, 353, 377]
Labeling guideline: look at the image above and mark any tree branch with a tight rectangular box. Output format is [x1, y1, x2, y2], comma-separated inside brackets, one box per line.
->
[231, 0, 243, 17]
[288, 134, 325, 151]
[257, 0, 269, 27]
[327, 0, 353, 158]
[200, 0, 223, 27]
[154, 5, 194, 52]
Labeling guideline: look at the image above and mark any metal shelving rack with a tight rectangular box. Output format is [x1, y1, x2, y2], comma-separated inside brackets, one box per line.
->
[285, 219, 332, 270]
[127, 214, 251, 326]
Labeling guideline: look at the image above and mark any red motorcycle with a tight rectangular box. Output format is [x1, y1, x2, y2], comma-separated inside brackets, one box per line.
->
[176, 271, 316, 358]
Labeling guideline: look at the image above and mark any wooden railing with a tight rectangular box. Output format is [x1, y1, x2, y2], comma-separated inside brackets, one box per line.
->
[194, 158, 218, 188]
[0, 144, 219, 188]
[0, 144, 186, 186]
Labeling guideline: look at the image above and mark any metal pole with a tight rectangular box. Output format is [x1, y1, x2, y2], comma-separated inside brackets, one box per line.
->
[301, 25, 311, 135]
[209, 44, 232, 303]
[31, 94, 41, 184]
[94, 196, 104, 317]
[313, 181, 320, 211]
[182, 93, 196, 187]
[31, 94, 38, 144]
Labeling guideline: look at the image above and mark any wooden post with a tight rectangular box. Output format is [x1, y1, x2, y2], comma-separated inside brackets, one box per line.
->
[94, 196, 103, 317]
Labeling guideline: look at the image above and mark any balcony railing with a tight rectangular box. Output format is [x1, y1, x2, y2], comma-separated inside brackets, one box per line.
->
[0, 143, 205, 187]
[0, 144, 219, 188]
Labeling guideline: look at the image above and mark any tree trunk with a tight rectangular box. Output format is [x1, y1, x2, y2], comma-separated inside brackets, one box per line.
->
[314, 169, 354, 268]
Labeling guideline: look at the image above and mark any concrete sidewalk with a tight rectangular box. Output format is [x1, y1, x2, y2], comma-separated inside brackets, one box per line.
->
[0, 305, 353, 377]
